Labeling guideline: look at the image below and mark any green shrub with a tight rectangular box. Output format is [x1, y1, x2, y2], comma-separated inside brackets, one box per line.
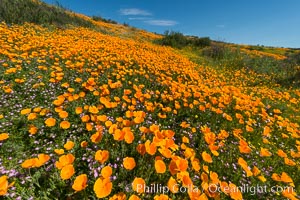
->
[155, 31, 188, 49]
[202, 44, 227, 60]
[192, 37, 211, 47]
[91, 15, 118, 24]
[155, 31, 211, 49]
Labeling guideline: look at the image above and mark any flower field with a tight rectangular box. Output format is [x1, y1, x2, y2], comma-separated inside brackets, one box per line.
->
[0, 22, 300, 199]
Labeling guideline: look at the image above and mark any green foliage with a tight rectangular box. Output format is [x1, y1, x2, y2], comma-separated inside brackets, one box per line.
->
[287, 51, 300, 65]
[202, 43, 227, 60]
[155, 31, 211, 49]
[0, 0, 94, 28]
[91, 15, 118, 24]
[192, 36, 211, 47]
[156, 31, 188, 49]
[202, 45, 300, 88]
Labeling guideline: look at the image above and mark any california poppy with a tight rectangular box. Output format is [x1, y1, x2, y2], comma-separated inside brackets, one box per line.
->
[0, 133, 9, 141]
[123, 157, 136, 170]
[132, 177, 145, 193]
[94, 177, 112, 198]
[155, 160, 166, 174]
[202, 151, 213, 163]
[64, 141, 74, 150]
[72, 174, 88, 192]
[101, 166, 112, 178]
[45, 118, 56, 127]
[60, 164, 75, 180]
[95, 150, 109, 164]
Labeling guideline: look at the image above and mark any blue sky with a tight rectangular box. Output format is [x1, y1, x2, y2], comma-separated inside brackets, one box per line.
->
[42, 0, 300, 48]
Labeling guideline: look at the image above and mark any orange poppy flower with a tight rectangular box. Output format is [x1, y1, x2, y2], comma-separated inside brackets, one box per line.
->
[27, 113, 37, 120]
[145, 140, 156, 155]
[89, 106, 99, 114]
[94, 177, 112, 198]
[252, 166, 261, 176]
[263, 126, 271, 137]
[229, 183, 243, 200]
[20, 108, 31, 115]
[124, 127, 134, 144]
[59, 111, 68, 118]
[64, 141, 74, 150]
[60, 164, 75, 180]
[55, 154, 75, 169]
[80, 141, 88, 148]
[277, 149, 287, 158]
[72, 174, 88, 192]
[167, 176, 178, 193]
[181, 173, 193, 187]
[132, 177, 145, 193]
[260, 148, 272, 157]
[271, 173, 281, 181]
[95, 150, 109, 164]
[21, 158, 37, 168]
[110, 192, 126, 200]
[0, 175, 14, 196]
[136, 144, 146, 156]
[191, 158, 200, 172]
[45, 118, 56, 127]
[168, 160, 177, 175]
[155, 160, 166, 174]
[28, 125, 38, 135]
[282, 187, 297, 200]
[210, 171, 219, 184]
[239, 140, 251, 154]
[54, 149, 65, 155]
[75, 107, 83, 114]
[176, 158, 188, 172]
[128, 194, 141, 200]
[0, 133, 9, 141]
[81, 115, 90, 122]
[123, 157, 136, 170]
[281, 172, 294, 186]
[202, 151, 213, 163]
[284, 158, 296, 166]
[90, 131, 102, 143]
[35, 154, 50, 167]
[258, 175, 266, 182]
[60, 121, 71, 129]
[154, 194, 171, 200]
[101, 166, 113, 178]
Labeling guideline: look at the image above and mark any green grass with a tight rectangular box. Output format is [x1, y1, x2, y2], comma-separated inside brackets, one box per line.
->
[0, 0, 94, 28]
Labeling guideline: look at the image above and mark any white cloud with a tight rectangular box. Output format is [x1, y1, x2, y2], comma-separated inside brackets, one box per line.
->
[128, 17, 152, 20]
[120, 8, 152, 16]
[145, 20, 178, 26]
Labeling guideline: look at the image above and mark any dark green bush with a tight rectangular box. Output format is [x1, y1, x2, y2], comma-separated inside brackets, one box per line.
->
[286, 51, 300, 65]
[155, 31, 211, 49]
[192, 37, 211, 47]
[156, 31, 189, 49]
[202, 44, 227, 60]
[91, 15, 118, 24]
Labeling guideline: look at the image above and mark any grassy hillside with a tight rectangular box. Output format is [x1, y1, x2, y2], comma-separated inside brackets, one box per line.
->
[0, 0, 94, 27]
[0, 1, 299, 200]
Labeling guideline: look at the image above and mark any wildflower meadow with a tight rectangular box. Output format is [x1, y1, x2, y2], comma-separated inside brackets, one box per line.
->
[0, 7, 299, 200]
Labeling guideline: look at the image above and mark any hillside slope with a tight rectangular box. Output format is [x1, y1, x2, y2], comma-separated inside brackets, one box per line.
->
[0, 1, 299, 200]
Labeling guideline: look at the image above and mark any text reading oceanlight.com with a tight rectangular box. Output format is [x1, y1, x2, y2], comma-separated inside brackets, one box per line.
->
[135, 183, 295, 195]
